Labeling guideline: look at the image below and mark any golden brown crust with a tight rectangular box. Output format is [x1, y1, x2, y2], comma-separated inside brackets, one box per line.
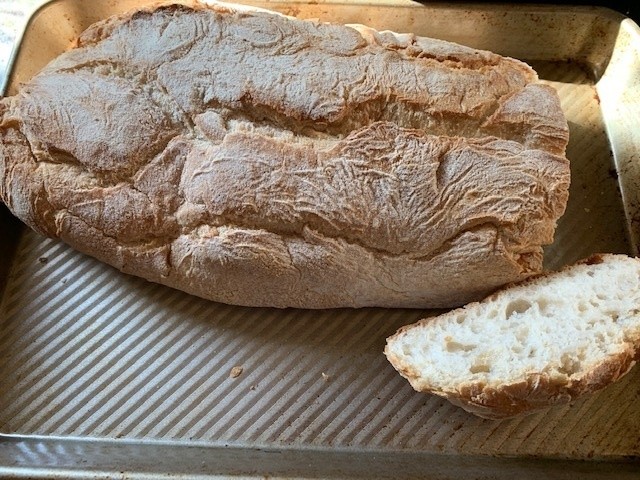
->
[439, 347, 639, 419]
[385, 330, 639, 420]
[0, 2, 570, 308]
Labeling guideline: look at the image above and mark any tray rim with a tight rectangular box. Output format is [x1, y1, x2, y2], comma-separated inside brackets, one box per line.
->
[596, 15, 640, 254]
[1, 433, 640, 479]
[0, 0, 632, 96]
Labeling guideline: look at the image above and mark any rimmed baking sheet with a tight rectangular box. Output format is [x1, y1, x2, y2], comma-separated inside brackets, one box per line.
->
[1, 1, 639, 478]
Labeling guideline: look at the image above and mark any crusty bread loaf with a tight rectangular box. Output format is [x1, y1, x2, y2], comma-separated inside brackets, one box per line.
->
[0, 1, 570, 308]
[385, 254, 640, 419]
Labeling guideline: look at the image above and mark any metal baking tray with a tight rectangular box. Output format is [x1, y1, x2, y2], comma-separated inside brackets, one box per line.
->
[2, 1, 640, 478]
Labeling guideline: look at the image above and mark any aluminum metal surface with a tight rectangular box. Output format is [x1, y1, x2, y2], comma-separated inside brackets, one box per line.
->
[1, 1, 640, 478]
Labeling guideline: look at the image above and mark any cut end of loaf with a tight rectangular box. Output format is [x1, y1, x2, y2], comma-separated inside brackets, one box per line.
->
[385, 254, 640, 419]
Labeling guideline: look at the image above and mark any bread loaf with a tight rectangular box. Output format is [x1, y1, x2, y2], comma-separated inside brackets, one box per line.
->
[385, 254, 640, 419]
[0, 1, 570, 308]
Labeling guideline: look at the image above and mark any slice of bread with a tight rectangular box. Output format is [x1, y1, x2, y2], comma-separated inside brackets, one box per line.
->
[385, 254, 640, 419]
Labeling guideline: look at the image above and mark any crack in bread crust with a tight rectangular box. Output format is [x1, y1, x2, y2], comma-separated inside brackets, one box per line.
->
[0, 2, 571, 308]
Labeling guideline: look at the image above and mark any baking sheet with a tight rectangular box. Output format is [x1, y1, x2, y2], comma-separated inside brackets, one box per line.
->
[1, 1, 640, 478]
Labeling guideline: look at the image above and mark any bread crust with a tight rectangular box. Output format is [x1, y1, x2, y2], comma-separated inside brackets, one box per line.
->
[0, 1, 570, 308]
[386, 347, 638, 419]
[384, 254, 640, 419]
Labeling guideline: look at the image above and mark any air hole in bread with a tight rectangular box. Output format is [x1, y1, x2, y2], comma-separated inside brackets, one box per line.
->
[445, 340, 476, 352]
[470, 363, 491, 374]
[505, 299, 531, 318]
[455, 316, 464, 324]
[608, 311, 620, 322]
[537, 298, 550, 314]
[515, 326, 529, 342]
[578, 302, 588, 313]
[558, 353, 581, 375]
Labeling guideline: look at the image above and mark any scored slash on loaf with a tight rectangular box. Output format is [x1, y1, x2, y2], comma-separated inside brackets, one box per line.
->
[0, 1, 570, 308]
[385, 254, 640, 419]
